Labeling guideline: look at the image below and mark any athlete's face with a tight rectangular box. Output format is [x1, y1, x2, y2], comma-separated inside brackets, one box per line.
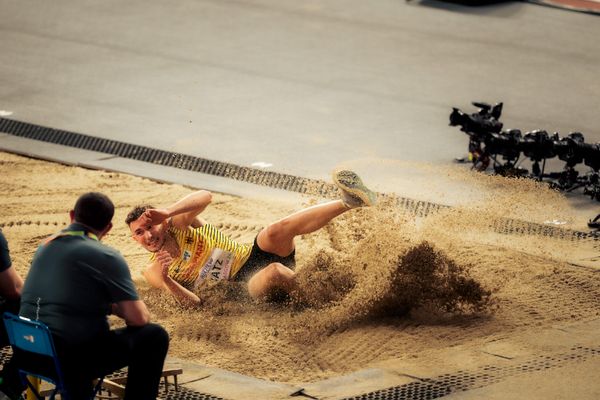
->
[129, 216, 166, 252]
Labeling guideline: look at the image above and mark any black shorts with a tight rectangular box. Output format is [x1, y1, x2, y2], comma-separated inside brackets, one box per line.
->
[233, 236, 296, 282]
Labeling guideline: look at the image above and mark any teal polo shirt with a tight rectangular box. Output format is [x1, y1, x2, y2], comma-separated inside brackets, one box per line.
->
[20, 223, 139, 344]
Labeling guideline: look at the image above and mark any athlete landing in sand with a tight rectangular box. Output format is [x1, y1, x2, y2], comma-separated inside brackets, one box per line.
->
[126, 170, 376, 307]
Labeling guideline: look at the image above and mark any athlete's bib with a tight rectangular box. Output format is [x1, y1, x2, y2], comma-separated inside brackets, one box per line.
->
[193, 248, 234, 289]
[158, 224, 252, 289]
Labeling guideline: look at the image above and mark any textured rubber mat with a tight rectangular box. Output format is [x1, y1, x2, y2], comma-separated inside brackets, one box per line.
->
[526, 0, 600, 15]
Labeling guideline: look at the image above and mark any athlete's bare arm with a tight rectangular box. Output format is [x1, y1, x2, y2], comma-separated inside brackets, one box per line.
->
[143, 190, 212, 230]
[143, 256, 201, 307]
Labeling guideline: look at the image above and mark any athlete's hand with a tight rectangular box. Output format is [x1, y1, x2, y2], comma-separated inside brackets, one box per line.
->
[155, 250, 173, 279]
[143, 208, 170, 226]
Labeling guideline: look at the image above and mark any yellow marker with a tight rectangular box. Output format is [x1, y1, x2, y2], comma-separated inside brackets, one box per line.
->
[25, 376, 41, 400]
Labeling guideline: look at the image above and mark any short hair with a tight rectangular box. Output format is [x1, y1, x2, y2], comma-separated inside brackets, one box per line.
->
[125, 205, 154, 226]
[73, 192, 114, 231]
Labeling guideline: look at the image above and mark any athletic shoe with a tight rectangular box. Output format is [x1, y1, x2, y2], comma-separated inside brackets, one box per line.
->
[332, 170, 377, 208]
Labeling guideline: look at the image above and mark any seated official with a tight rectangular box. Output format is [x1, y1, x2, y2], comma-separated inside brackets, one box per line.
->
[0, 192, 169, 400]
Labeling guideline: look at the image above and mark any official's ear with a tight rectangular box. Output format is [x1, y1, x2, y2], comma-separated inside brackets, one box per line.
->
[100, 222, 113, 239]
[69, 210, 75, 222]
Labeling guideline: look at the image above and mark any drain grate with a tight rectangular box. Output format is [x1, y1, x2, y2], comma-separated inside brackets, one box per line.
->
[342, 346, 600, 400]
[159, 386, 226, 400]
[0, 117, 332, 197]
[104, 370, 227, 400]
[0, 117, 596, 241]
[0, 349, 228, 400]
[0, 346, 12, 363]
[1, 335, 599, 399]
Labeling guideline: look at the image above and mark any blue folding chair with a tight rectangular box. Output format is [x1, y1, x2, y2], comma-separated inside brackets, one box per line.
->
[3, 312, 103, 400]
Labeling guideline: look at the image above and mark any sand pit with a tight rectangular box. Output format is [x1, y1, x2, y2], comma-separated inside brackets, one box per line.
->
[0, 151, 597, 386]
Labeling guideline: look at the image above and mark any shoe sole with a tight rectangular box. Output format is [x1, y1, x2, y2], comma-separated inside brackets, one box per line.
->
[332, 170, 377, 207]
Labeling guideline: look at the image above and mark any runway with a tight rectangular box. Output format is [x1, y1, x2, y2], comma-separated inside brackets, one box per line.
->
[0, 0, 599, 179]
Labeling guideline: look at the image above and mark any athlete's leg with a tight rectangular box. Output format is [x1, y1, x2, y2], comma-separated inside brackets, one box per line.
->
[247, 262, 298, 299]
[257, 200, 348, 256]
[257, 170, 377, 257]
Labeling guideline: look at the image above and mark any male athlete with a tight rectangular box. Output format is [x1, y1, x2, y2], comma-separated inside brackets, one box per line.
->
[126, 170, 376, 307]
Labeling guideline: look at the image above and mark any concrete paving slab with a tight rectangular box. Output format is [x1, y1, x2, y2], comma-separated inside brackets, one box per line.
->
[371, 346, 507, 380]
[443, 356, 600, 400]
[163, 358, 213, 385]
[368, 318, 600, 399]
[166, 358, 302, 400]
[481, 319, 600, 361]
[301, 368, 416, 400]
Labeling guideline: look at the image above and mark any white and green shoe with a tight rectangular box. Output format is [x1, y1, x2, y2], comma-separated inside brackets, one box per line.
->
[332, 170, 377, 208]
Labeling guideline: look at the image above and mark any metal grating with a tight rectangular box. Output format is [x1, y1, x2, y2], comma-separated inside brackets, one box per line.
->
[0, 346, 12, 364]
[0, 117, 332, 197]
[0, 117, 596, 241]
[0, 348, 227, 400]
[342, 346, 600, 400]
[159, 386, 226, 400]
[103, 370, 226, 400]
[2, 336, 600, 399]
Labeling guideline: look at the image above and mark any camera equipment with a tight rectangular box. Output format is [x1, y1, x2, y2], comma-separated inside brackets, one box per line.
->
[449, 102, 504, 138]
[450, 101, 600, 203]
[449, 102, 504, 172]
[484, 129, 527, 176]
[520, 130, 558, 178]
[552, 132, 586, 191]
[588, 214, 600, 230]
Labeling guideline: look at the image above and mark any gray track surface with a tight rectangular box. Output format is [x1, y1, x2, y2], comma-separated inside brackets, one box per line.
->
[0, 0, 599, 185]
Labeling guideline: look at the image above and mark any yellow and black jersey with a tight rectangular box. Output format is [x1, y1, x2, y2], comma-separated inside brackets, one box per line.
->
[151, 223, 252, 289]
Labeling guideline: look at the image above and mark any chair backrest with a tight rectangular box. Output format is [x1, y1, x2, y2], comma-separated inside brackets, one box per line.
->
[2, 312, 104, 400]
[3, 312, 67, 399]
[3, 312, 56, 358]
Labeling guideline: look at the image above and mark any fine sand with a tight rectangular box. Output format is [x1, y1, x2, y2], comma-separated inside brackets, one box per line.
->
[0, 151, 598, 384]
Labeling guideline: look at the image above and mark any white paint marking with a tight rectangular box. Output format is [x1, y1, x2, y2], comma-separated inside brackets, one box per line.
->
[251, 161, 273, 169]
[544, 220, 567, 225]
